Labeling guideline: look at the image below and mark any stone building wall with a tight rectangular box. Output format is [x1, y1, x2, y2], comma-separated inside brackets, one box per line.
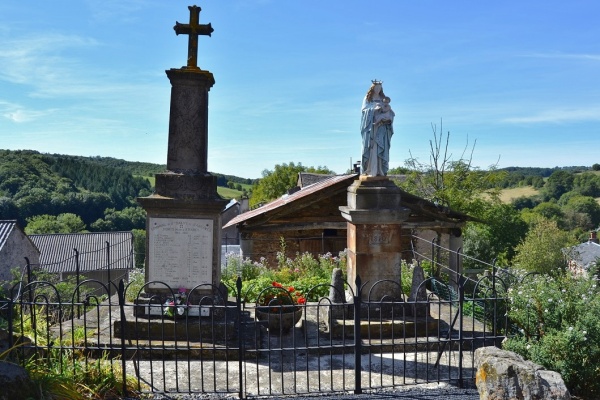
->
[1, 228, 39, 287]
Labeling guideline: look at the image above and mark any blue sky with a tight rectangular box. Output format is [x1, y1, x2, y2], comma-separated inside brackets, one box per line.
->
[1, 1, 600, 179]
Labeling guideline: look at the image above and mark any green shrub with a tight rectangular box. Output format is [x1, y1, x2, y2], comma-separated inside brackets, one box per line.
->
[124, 267, 145, 302]
[504, 270, 600, 398]
[222, 250, 348, 303]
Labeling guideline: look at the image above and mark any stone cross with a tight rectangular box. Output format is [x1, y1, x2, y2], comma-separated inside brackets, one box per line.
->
[174, 5, 214, 70]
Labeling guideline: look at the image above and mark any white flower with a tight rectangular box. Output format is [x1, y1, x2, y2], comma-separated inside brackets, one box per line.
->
[526, 344, 531, 349]
[548, 298, 553, 302]
[583, 330, 587, 335]
[568, 326, 574, 331]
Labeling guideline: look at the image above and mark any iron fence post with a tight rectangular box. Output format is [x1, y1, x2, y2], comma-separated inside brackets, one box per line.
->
[354, 274, 362, 394]
[236, 276, 245, 399]
[106, 241, 111, 298]
[74, 248, 81, 318]
[118, 279, 128, 397]
[458, 274, 465, 388]
[7, 294, 13, 349]
[24, 257, 35, 330]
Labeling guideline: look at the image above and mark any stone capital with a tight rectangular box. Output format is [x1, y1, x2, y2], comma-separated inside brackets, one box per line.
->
[166, 68, 215, 88]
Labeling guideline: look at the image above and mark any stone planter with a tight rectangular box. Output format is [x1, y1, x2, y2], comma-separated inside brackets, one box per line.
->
[255, 307, 303, 333]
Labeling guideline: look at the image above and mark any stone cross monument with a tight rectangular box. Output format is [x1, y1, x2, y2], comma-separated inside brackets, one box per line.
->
[138, 5, 226, 296]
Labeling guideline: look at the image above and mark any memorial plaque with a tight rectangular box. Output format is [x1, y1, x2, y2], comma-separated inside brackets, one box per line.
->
[147, 217, 213, 290]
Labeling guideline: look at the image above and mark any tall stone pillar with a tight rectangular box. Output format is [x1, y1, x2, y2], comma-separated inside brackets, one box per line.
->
[339, 176, 410, 301]
[138, 7, 226, 296]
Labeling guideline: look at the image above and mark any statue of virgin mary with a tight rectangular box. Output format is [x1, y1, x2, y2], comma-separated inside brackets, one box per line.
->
[360, 80, 394, 176]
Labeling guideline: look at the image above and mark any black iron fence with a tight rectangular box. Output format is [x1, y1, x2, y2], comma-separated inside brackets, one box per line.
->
[1, 268, 512, 399]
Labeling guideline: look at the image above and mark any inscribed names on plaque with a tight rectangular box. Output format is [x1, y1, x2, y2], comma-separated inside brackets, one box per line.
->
[148, 217, 213, 289]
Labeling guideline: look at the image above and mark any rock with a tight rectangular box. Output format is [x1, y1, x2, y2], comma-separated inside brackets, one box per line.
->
[0, 361, 37, 400]
[329, 268, 346, 303]
[408, 265, 429, 317]
[474, 346, 571, 400]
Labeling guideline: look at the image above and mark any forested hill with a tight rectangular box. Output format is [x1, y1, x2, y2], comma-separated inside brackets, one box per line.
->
[0, 150, 251, 230]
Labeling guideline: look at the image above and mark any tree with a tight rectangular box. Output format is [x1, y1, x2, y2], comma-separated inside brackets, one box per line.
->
[511, 196, 540, 211]
[542, 170, 574, 201]
[250, 162, 334, 207]
[90, 207, 146, 231]
[463, 203, 528, 267]
[399, 123, 505, 218]
[132, 229, 146, 269]
[25, 213, 86, 234]
[512, 218, 574, 275]
[563, 195, 600, 228]
[592, 163, 600, 171]
[530, 202, 564, 222]
[572, 172, 600, 197]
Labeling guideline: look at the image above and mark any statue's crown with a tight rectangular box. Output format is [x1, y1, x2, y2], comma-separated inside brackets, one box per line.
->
[371, 79, 383, 85]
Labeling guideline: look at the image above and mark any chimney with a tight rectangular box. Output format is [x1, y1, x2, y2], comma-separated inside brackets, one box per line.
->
[589, 231, 599, 244]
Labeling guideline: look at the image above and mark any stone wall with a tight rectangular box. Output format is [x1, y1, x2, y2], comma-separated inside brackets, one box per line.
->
[1, 227, 39, 288]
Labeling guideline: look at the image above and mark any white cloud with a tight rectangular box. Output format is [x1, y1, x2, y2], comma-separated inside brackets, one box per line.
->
[502, 107, 600, 124]
[522, 52, 600, 62]
[4, 109, 37, 123]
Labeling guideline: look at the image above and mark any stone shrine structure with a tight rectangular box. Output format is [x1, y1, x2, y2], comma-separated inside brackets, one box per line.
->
[138, 5, 226, 296]
[339, 176, 410, 301]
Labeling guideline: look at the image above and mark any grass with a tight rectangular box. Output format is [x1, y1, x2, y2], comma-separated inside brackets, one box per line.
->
[499, 186, 539, 203]
[218, 186, 244, 199]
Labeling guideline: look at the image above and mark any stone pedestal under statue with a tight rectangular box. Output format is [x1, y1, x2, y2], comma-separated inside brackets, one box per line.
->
[339, 176, 411, 302]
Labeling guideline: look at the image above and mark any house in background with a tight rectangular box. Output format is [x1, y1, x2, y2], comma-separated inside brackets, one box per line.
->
[568, 231, 600, 276]
[0, 220, 40, 288]
[223, 174, 470, 271]
[221, 198, 249, 247]
[29, 231, 135, 294]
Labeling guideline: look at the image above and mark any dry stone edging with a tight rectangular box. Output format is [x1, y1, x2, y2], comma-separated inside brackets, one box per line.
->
[474, 346, 570, 400]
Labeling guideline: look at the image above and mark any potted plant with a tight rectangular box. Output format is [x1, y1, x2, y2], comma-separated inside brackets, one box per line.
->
[255, 282, 306, 333]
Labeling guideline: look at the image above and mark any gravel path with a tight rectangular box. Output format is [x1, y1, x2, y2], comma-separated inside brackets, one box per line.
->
[137, 383, 479, 399]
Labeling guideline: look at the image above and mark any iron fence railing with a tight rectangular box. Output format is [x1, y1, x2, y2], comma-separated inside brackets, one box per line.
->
[1, 271, 513, 399]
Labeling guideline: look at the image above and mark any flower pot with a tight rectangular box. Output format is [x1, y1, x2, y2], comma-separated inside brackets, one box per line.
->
[255, 307, 303, 333]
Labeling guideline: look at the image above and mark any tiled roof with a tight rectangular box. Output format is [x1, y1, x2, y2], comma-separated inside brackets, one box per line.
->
[223, 174, 471, 230]
[223, 174, 357, 228]
[0, 220, 17, 251]
[29, 231, 135, 273]
[297, 173, 335, 188]
[570, 241, 600, 270]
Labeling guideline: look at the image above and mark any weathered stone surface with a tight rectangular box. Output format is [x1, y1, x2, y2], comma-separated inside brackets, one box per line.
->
[475, 346, 570, 400]
[408, 265, 429, 317]
[329, 268, 346, 303]
[0, 361, 37, 400]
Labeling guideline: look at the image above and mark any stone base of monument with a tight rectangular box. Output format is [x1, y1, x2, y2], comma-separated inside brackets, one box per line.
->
[324, 301, 439, 339]
[113, 297, 243, 344]
[327, 316, 440, 340]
